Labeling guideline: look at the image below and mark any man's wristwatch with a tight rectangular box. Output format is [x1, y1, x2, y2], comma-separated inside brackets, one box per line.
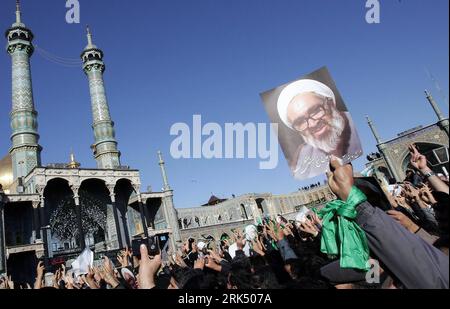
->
[422, 171, 436, 178]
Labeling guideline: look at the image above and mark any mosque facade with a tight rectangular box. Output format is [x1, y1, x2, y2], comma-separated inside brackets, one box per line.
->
[1, 2, 448, 285]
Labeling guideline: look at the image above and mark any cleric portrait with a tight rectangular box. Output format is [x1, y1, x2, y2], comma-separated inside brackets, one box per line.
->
[276, 79, 362, 180]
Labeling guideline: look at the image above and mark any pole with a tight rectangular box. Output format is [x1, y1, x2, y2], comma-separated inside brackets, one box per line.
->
[0, 188, 6, 274]
[138, 198, 149, 238]
[74, 196, 85, 250]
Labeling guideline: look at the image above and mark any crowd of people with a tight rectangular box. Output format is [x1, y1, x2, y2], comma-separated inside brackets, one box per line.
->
[0, 144, 448, 290]
[299, 181, 323, 191]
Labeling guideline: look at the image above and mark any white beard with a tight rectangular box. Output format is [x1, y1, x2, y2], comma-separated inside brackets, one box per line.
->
[302, 108, 346, 153]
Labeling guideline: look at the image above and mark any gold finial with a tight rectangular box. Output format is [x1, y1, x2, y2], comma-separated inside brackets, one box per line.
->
[68, 149, 80, 169]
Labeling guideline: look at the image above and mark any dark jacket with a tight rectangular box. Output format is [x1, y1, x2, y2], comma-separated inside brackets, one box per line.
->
[276, 238, 298, 262]
[356, 201, 449, 289]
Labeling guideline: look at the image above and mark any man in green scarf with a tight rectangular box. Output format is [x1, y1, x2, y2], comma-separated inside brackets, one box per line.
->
[324, 155, 449, 289]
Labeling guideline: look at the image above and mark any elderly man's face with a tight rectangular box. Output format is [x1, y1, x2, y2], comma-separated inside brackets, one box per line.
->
[287, 92, 333, 138]
[286, 92, 345, 153]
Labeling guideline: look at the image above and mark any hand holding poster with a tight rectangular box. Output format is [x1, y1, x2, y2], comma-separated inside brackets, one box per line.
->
[261, 67, 363, 180]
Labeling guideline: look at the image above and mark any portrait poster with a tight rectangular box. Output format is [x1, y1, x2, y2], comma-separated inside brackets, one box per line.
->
[260, 67, 363, 180]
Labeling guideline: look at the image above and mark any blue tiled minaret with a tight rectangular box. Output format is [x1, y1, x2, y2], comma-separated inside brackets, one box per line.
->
[6, 0, 42, 181]
[81, 26, 121, 169]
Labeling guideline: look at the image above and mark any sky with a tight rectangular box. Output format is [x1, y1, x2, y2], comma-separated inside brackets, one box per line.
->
[0, 0, 448, 208]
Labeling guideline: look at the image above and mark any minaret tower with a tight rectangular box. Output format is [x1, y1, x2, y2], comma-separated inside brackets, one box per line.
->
[158, 151, 181, 248]
[81, 26, 121, 169]
[6, 0, 42, 181]
[366, 116, 401, 182]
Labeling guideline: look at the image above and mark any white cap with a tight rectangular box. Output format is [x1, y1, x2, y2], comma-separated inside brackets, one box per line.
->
[277, 79, 336, 130]
[295, 206, 310, 225]
[244, 225, 258, 241]
[197, 241, 206, 251]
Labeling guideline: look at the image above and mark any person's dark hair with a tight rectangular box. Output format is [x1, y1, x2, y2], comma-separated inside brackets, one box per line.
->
[432, 192, 449, 237]
[228, 267, 253, 289]
[290, 277, 334, 289]
[249, 255, 267, 272]
[181, 269, 204, 289]
[252, 266, 284, 289]
[262, 250, 292, 285]
[231, 255, 252, 273]
[198, 269, 227, 289]
[172, 267, 191, 288]
[154, 273, 171, 289]
[354, 177, 392, 211]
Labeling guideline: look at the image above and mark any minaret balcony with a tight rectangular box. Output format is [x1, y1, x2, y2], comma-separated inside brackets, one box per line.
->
[5, 26, 33, 42]
[7, 40, 33, 55]
[83, 60, 105, 73]
[81, 48, 104, 62]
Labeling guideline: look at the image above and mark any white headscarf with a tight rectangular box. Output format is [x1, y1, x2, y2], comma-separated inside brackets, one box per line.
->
[277, 79, 336, 130]
[244, 225, 258, 241]
[197, 241, 207, 251]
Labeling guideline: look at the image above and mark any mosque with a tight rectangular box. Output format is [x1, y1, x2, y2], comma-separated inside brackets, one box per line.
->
[0, 2, 328, 283]
[0, 1, 181, 282]
[1, 1, 448, 285]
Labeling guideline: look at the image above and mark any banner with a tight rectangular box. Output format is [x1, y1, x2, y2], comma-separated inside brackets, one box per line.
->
[260, 67, 363, 180]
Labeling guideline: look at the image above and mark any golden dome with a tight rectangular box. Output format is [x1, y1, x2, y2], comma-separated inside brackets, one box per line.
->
[67, 151, 80, 169]
[0, 154, 13, 191]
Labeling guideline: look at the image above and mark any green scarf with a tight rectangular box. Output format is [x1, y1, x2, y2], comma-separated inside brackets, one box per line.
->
[318, 186, 370, 271]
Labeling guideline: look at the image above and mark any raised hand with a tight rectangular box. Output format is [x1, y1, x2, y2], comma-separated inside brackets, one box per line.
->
[102, 256, 120, 288]
[138, 244, 162, 289]
[310, 212, 322, 227]
[419, 185, 437, 205]
[92, 266, 102, 282]
[394, 195, 407, 208]
[175, 252, 188, 268]
[387, 210, 420, 234]
[250, 237, 266, 256]
[4, 276, 14, 290]
[282, 225, 293, 237]
[117, 249, 130, 268]
[194, 257, 205, 270]
[36, 261, 45, 278]
[265, 221, 285, 241]
[232, 230, 246, 250]
[85, 266, 99, 289]
[326, 156, 354, 201]
[53, 269, 62, 289]
[409, 144, 429, 172]
[205, 256, 222, 272]
[34, 261, 45, 289]
[64, 273, 74, 289]
[207, 249, 224, 263]
[299, 219, 319, 237]
[403, 183, 420, 202]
